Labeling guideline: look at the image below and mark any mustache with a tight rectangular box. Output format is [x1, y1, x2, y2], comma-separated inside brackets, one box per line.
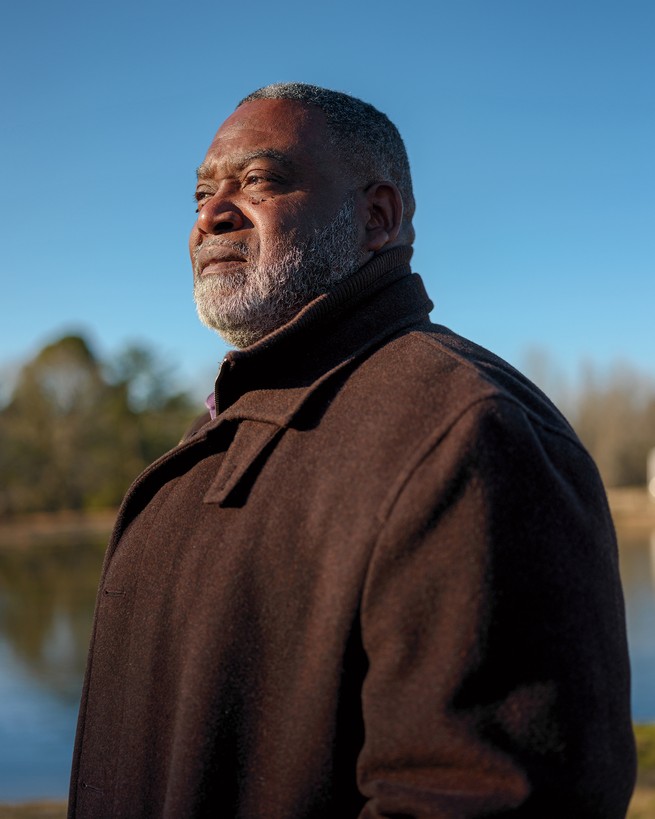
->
[193, 238, 252, 276]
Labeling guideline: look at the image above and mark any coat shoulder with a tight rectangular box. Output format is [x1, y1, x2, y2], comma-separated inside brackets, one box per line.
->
[355, 321, 578, 447]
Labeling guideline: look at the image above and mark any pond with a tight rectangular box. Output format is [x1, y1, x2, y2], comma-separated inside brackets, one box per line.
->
[0, 527, 653, 801]
[619, 530, 655, 722]
[0, 531, 106, 802]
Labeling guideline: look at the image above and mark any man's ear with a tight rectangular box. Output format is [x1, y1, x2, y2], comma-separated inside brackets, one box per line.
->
[362, 181, 404, 253]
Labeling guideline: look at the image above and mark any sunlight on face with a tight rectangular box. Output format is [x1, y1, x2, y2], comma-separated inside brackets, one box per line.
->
[193, 194, 363, 348]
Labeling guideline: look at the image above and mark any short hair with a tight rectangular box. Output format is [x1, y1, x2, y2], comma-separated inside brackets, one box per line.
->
[238, 83, 415, 243]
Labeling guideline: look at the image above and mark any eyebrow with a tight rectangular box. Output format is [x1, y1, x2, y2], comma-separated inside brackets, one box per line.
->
[196, 149, 294, 180]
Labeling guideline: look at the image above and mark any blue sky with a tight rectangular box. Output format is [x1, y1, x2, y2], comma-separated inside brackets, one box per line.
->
[2, 0, 653, 404]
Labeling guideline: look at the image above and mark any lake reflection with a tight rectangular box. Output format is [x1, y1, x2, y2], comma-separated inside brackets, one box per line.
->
[619, 529, 655, 722]
[0, 532, 106, 800]
[0, 528, 653, 801]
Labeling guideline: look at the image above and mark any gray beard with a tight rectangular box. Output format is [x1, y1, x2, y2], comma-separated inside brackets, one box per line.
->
[193, 196, 363, 348]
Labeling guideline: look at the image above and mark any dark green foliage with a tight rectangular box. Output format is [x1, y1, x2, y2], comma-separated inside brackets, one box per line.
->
[0, 335, 200, 515]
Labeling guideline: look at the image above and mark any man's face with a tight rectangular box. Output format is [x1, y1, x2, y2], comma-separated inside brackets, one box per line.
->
[190, 98, 366, 348]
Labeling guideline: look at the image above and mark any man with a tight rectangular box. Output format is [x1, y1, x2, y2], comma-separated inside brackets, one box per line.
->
[69, 84, 635, 817]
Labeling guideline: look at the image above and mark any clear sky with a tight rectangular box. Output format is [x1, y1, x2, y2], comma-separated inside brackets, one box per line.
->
[2, 0, 653, 405]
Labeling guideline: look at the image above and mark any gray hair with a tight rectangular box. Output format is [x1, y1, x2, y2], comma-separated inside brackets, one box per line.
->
[238, 83, 415, 244]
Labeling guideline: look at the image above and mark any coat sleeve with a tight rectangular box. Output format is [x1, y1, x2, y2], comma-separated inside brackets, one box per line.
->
[356, 397, 636, 818]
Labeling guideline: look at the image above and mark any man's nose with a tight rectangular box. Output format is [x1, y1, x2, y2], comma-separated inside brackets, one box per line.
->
[196, 195, 246, 235]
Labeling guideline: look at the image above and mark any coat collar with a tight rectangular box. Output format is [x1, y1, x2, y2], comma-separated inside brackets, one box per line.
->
[202, 246, 432, 430]
[110, 247, 434, 519]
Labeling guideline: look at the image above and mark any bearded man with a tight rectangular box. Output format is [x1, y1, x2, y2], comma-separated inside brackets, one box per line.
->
[69, 84, 635, 818]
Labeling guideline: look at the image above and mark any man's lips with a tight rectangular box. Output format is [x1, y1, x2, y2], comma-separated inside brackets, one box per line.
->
[196, 243, 248, 275]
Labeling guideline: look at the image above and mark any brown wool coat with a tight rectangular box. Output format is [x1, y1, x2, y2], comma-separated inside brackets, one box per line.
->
[69, 247, 636, 818]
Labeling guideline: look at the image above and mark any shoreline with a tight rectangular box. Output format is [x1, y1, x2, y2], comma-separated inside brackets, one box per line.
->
[0, 804, 67, 818]
[2, 776, 655, 819]
[608, 487, 655, 533]
[0, 486, 654, 547]
[0, 509, 118, 548]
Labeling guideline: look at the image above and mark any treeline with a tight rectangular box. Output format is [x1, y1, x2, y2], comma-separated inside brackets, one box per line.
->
[566, 363, 655, 488]
[0, 334, 200, 516]
[1, 335, 654, 516]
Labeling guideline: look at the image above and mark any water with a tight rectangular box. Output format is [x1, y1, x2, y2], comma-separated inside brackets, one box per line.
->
[619, 530, 655, 722]
[0, 532, 106, 801]
[0, 528, 653, 801]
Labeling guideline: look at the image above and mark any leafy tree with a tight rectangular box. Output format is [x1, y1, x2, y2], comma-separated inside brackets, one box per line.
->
[0, 334, 199, 515]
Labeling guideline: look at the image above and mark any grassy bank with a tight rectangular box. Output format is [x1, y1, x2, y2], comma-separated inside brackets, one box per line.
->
[0, 804, 66, 818]
[608, 486, 655, 532]
[0, 486, 651, 543]
[1, 724, 654, 817]
[0, 509, 117, 548]
[631, 723, 655, 818]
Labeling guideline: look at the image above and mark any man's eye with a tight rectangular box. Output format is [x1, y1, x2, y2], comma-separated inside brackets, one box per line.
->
[244, 171, 283, 188]
[194, 191, 212, 212]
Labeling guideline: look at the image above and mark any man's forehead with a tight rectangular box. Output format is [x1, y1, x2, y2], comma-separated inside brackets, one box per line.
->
[204, 99, 330, 160]
[218, 97, 324, 136]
